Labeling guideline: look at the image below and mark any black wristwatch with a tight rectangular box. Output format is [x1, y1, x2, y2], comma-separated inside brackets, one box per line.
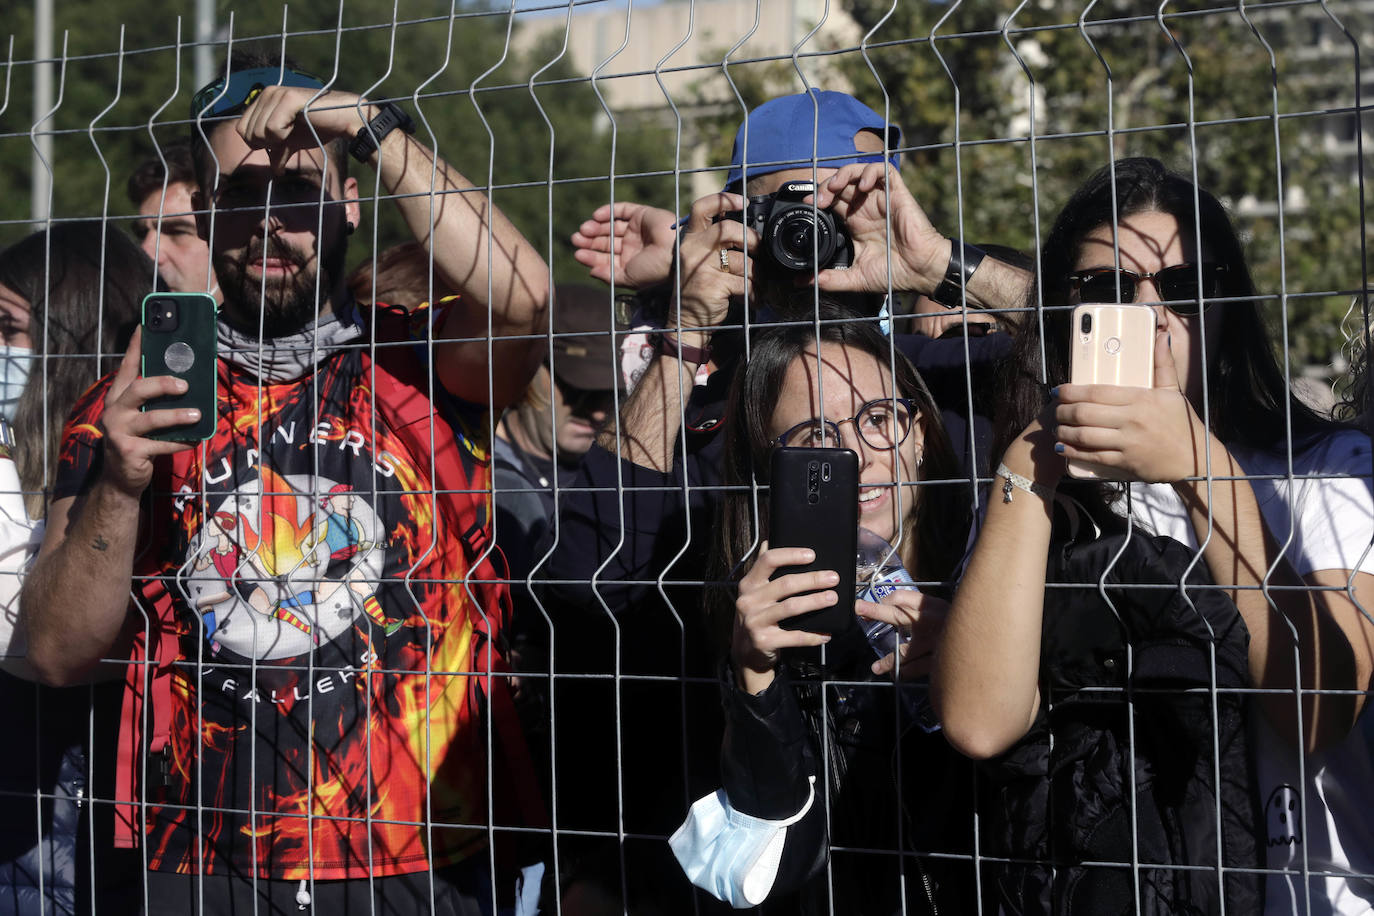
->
[349, 101, 416, 163]
[930, 240, 987, 308]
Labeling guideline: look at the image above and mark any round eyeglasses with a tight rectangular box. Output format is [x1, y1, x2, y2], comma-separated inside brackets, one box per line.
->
[773, 398, 916, 451]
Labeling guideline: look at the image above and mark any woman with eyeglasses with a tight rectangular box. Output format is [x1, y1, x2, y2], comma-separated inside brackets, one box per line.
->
[933, 157, 1374, 914]
[674, 304, 975, 913]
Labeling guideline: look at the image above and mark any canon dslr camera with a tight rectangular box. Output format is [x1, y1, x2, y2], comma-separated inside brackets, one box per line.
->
[718, 180, 853, 273]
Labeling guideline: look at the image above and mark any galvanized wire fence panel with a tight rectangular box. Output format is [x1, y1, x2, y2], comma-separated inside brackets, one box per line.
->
[0, 0, 1371, 914]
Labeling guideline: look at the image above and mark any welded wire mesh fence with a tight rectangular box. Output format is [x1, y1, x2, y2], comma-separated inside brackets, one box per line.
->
[0, 0, 1371, 914]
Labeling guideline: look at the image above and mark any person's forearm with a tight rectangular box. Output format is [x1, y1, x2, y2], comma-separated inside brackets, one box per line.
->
[596, 333, 708, 473]
[22, 483, 140, 686]
[933, 451, 1055, 759]
[920, 239, 1032, 322]
[1175, 438, 1358, 751]
[371, 130, 548, 337]
[968, 256, 1033, 326]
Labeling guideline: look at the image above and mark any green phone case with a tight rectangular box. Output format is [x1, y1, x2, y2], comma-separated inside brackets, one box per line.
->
[140, 292, 218, 442]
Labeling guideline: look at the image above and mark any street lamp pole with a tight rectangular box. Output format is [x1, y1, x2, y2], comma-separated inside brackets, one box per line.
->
[31, 0, 53, 224]
[195, 0, 214, 90]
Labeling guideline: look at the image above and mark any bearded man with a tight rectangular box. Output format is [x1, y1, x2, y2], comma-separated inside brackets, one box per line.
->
[21, 48, 548, 915]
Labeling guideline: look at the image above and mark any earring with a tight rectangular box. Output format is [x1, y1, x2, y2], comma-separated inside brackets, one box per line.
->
[345, 222, 356, 236]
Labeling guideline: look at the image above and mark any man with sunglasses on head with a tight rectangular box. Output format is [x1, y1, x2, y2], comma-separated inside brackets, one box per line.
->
[21, 48, 548, 915]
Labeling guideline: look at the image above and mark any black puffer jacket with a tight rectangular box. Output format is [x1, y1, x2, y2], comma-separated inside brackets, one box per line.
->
[979, 514, 1264, 915]
[720, 627, 976, 915]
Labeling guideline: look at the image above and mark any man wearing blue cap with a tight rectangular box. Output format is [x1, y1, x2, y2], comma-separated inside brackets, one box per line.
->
[572, 88, 1028, 472]
[542, 89, 1028, 912]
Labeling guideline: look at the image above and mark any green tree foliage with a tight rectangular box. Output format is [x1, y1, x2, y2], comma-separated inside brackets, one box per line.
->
[833, 0, 1369, 367]
[0, 1, 675, 286]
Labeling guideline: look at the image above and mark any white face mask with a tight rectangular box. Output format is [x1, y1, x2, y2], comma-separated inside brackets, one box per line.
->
[0, 346, 32, 424]
[669, 777, 816, 908]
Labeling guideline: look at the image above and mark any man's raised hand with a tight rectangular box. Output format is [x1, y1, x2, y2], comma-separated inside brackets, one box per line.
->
[571, 201, 678, 289]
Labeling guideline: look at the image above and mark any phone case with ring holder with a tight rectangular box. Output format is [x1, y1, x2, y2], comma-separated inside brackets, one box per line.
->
[140, 292, 218, 442]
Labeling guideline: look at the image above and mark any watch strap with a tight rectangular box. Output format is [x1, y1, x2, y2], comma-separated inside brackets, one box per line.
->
[654, 331, 712, 366]
[349, 101, 416, 163]
[931, 240, 987, 308]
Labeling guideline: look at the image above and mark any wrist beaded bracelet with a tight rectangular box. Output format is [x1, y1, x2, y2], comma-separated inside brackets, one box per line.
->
[997, 462, 1053, 503]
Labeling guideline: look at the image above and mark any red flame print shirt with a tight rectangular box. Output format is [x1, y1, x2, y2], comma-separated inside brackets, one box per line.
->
[54, 304, 512, 880]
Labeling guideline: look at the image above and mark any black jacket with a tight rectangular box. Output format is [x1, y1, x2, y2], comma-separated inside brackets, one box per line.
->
[980, 510, 1264, 915]
[720, 627, 976, 915]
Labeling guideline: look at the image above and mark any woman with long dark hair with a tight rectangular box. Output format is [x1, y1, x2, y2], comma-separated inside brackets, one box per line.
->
[675, 305, 975, 913]
[933, 157, 1374, 914]
[0, 221, 149, 912]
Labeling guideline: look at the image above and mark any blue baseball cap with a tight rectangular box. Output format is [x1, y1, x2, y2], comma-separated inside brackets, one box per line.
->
[724, 89, 901, 191]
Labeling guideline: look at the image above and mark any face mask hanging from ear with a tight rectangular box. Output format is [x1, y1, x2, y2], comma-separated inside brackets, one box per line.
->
[0, 346, 32, 424]
[669, 776, 816, 908]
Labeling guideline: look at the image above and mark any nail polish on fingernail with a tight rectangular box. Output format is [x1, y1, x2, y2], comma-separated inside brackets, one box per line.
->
[1049, 386, 1060, 398]
[187, 409, 201, 420]
[1054, 442, 1065, 454]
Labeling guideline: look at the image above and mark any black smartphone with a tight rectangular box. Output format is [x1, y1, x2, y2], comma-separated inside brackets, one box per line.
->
[140, 292, 218, 441]
[769, 447, 859, 635]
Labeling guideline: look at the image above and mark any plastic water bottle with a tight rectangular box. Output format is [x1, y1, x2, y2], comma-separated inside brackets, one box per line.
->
[854, 527, 941, 733]
[855, 527, 915, 660]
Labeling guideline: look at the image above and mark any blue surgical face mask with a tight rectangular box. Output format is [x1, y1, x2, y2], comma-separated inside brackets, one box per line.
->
[669, 778, 815, 908]
[0, 346, 31, 423]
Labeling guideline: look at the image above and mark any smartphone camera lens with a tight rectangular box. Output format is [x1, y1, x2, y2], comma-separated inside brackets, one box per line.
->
[1080, 312, 1093, 335]
[148, 299, 180, 333]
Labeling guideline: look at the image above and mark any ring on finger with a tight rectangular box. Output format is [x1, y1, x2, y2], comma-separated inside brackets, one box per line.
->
[718, 248, 731, 272]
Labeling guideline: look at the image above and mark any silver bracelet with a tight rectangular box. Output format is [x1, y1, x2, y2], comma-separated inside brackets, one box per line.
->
[997, 462, 1053, 503]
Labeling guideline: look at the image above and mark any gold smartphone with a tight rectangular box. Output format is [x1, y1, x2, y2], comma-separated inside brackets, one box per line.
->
[1067, 303, 1156, 480]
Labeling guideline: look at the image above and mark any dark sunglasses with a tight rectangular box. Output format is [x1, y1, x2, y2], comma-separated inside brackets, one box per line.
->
[1068, 263, 1226, 315]
[552, 374, 617, 417]
[191, 66, 326, 121]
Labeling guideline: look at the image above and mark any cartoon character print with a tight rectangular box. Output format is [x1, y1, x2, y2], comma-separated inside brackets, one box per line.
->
[1266, 783, 1303, 859]
[183, 467, 398, 660]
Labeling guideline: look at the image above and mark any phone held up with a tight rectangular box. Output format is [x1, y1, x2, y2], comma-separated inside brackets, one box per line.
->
[1067, 303, 1156, 480]
[769, 447, 859, 635]
[140, 292, 218, 442]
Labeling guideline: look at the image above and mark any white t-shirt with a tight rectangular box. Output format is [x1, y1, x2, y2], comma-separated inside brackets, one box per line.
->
[1122, 429, 1374, 916]
[0, 455, 43, 679]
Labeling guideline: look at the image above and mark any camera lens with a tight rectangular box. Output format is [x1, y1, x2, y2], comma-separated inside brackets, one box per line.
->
[1080, 312, 1093, 335]
[770, 208, 837, 272]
